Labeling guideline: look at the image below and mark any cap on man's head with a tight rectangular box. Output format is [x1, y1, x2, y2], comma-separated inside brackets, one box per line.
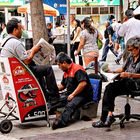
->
[125, 8, 134, 19]
[126, 37, 140, 48]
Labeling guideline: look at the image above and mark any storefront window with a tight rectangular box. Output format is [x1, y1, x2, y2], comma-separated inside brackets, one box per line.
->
[77, 7, 81, 15]
[110, 7, 115, 14]
[100, 7, 109, 14]
[82, 7, 91, 15]
[92, 7, 99, 14]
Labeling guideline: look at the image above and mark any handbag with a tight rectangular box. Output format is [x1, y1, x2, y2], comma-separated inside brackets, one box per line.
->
[97, 38, 103, 50]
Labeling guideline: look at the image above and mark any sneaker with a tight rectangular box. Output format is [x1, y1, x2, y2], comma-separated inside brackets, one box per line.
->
[92, 120, 106, 128]
[104, 115, 116, 127]
[115, 60, 120, 65]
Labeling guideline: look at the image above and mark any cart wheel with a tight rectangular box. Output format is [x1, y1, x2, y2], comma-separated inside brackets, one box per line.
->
[0, 120, 13, 134]
[120, 122, 125, 128]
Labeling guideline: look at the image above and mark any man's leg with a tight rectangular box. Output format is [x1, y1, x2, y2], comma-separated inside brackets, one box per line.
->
[93, 79, 129, 127]
[30, 64, 59, 97]
[52, 96, 86, 129]
[109, 45, 118, 57]
[100, 39, 109, 61]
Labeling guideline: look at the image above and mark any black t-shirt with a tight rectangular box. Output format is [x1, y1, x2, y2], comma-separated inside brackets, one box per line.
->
[61, 63, 93, 99]
[104, 26, 114, 39]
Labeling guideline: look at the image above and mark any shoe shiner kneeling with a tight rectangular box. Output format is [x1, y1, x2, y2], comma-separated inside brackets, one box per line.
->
[52, 52, 93, 130]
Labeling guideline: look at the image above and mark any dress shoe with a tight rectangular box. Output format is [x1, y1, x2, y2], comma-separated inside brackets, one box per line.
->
[115, 59, 120, 65]
[51, 119, 60, 130]
[92, 120, 106, 128]
[104, 115, 116, 127]
[51, 119, 64, 130]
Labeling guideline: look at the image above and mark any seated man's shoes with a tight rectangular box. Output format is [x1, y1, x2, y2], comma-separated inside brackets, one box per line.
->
[92, 120, 106, 128]
[104, 115, 116, 127]
[115, 59, 120, 65]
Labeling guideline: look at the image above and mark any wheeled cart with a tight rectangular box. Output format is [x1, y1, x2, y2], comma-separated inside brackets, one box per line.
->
[0, 57, 50, 133]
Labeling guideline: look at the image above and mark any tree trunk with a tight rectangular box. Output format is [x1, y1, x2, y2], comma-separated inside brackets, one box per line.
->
[120, 0, 123, 22]
[30, 0, 48, 45]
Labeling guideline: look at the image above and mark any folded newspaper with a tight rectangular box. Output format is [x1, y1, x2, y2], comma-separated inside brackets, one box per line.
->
[33, 38, 56, 65]
[100, 63, 120, 81]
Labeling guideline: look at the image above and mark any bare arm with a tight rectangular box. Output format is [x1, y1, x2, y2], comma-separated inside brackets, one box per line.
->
[72, 27, 81, 43]
[68, 81, 87, 101]
[120, 72, 140, 79]
[57, 83, 65, 91]
[74, 36, 85, 56]
[98, 32, 103, 40]
[23, 45, 41, 65]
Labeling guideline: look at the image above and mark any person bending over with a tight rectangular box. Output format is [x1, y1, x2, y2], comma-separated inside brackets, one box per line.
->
[52, 52, 93, 129]
[92, 37, 140, 128]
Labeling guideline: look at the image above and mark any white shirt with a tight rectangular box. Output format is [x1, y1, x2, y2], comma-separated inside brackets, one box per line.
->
[118, 17, 140, 44]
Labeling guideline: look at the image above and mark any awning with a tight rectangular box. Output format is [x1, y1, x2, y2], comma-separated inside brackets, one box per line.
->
[17, 3, 59, 16]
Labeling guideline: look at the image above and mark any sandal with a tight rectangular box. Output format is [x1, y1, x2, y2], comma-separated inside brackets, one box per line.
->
[92, 120, 106, 128]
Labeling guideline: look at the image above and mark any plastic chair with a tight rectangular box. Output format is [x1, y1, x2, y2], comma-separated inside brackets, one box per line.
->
[115, 90, 140, 128]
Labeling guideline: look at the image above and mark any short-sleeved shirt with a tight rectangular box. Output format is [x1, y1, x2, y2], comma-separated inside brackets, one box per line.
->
[123, 53, 140, 73]
[104, 26, 114, 39]
[80, 29, 98, 53]
[118, 17, 140, 44]
[61, 63, 93, 99]
[0, 35, 28, 60]
[123, 53, 140, 90]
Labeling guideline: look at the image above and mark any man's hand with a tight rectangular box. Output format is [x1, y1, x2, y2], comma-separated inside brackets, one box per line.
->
[67, 93, 75, 101]
[120, 72, 131, 78]
[74, 50, 78, 56]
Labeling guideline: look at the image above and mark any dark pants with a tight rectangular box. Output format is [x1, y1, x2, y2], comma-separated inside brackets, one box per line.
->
[70, 42, 83, 66]
[58, 96, 88, 126]
[101, 78, 138, 122]
[29, 64, 59, 99]
[101, 39, 118, 61]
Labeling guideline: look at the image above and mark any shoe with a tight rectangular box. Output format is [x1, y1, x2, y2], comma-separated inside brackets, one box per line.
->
[51, 119, 60, 130]
[104, 115, 116, 127]
[51, 119, 64, 130]
[115, 60, 120, 65]
[92, 120, 106, 128]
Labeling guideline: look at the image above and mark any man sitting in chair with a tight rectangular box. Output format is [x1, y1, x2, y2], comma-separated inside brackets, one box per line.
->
[0, 18, 59, 102]
[92, 37, 140, 128]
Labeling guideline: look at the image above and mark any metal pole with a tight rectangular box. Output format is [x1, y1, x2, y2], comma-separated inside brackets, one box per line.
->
[67, 0, 71, 56]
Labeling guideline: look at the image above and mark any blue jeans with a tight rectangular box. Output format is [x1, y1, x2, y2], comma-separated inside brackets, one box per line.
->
[101, 39, 118, 61]
[58, 96, 88, 126]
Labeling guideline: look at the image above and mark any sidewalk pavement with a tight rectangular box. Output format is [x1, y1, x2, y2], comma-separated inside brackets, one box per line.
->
[0, 52, 140, 140]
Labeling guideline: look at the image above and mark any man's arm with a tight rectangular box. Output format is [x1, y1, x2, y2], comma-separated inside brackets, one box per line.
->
[67, 81, 87, 101]
[120, 72, 140, 79]
[57, 83, 65, 91]
[23, 45, 41, 65]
